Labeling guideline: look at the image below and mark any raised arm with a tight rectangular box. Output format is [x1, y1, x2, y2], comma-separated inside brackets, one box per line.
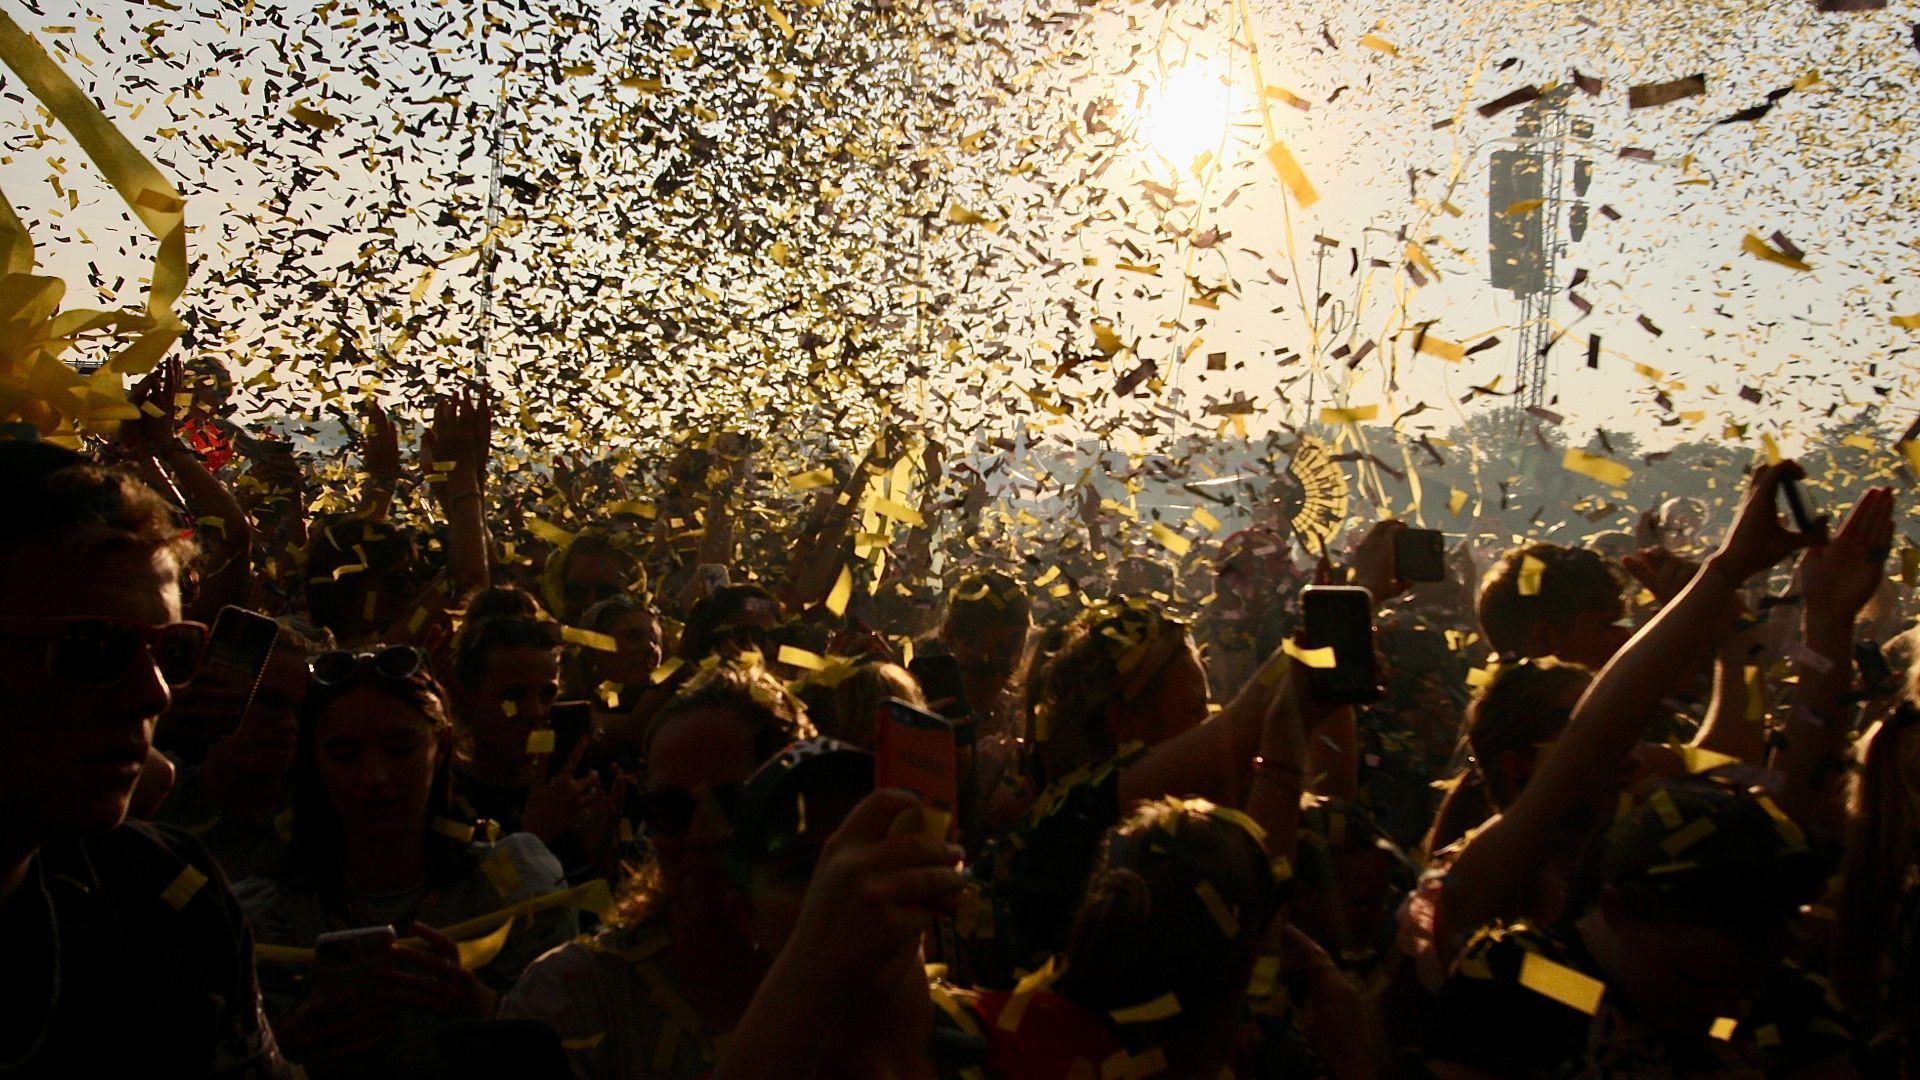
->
[1442, 461, 1821, 947]
[420, 383, 493, 598]
[1774, 486, 1895, 824]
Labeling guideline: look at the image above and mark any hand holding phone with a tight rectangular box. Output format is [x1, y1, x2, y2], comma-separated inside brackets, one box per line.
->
[1300, 585, 1380, 705]
[874, 699, 958, 843]
[314, 925, 398, 986]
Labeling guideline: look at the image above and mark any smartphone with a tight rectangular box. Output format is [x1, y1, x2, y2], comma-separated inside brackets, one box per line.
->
[546, 701, 595, 781]
[874, 699, 958, 841]
[1300, 585, 1380, 704]
[314, 925, 397, 984]
[1778, 475, 1823, 537]
[1393, 528, 1449, 583]
[908, 654, 972, 724]
[200, 606, 280, 733]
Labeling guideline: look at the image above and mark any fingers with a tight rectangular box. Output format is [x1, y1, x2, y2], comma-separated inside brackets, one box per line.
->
[828, 787, 928, 845]
[405, 920, 462, 962]
[562, 728, 592, 775]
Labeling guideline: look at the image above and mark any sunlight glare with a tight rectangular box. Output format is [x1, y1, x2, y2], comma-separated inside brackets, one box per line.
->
[1139, 66, 1231, 166]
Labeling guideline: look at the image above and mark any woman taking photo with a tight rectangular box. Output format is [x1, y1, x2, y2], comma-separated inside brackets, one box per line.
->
[236, 644, 576, 1077]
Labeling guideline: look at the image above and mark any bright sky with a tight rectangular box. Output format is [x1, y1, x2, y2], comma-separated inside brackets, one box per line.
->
[3, 0, 1916, 457]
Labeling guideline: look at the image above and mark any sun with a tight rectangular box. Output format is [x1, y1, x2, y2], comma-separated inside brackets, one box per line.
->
[1139, 66, 1232, 167]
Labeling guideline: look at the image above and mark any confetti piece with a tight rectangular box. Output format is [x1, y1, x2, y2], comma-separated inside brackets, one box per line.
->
[1282, 637, 1336, 669]
[789, 467, 837, 491]
[1195, 880, 1240, 938]
[288, 103, 342, 131]
[1149, 521, 1192, 557]
[1108, 992, 1182, 1024]
[1710, 1018, 1738, 1041]
[561, 626, 619, 653]
[1516, 554, 1546, 596]
[1892, 315, 1920, 331]
[1628, 73, 1706, 108]
[1562, 448, 1633, 486]
[1518, 950, 1606, 1014]
[481, 844, 524, 897]
[824, 564, 854, 617]
[649, 658, 686, 686]
[525, 729, 556, 755]
[777, 644, 827, 671]
[159, 864, 207, 911]
[1358, 33, 1399, 55]
[1265, 141, 1319, 209]
[1741, 233, 1812, 272]
[1320, 404, 1378, 425]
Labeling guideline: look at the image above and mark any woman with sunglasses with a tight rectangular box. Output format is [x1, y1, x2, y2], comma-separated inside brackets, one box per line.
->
[502, 661, 812, 1079]
[235, 644, 577, 1077]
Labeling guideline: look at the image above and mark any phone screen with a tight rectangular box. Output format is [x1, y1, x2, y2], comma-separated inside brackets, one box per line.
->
[874, 699, 958, 841]
[314, 925, 397, 984]
[1301, 586, 1380, 704]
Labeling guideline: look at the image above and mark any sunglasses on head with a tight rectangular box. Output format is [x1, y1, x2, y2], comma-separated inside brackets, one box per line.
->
[0, 617, 208, 688]
[308, 645, 428, 687]
[635, 781, 745, 839]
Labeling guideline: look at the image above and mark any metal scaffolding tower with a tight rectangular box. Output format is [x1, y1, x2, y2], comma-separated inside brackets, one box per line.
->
[1488, 87, 1592, 410]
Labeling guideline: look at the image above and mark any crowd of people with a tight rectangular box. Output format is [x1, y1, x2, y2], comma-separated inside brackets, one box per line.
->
[3, 355, 1918, 1078]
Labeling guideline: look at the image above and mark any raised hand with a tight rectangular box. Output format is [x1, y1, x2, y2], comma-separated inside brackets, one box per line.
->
[1798, 486, 1896, 632]
[1707, 460, 1828, 584]
[362, 403, 402, 488]
[118, 356, 183, 454]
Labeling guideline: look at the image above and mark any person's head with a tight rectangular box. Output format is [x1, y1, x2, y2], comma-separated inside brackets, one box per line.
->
[630, 661, 814, 919]
[1476, 543, 1630, 668]
[215, 620, 332, 779]
[1656, 496, 1710, 551]
[565, 595, 662, 699]
[302, 518, 421, 645]
[542, 531, 645, 625]
[726, 738, 874, 957]
[0, 440, 200, 842]
[1420, 658, 1591, 859]
[941, 571, 1032, 693]
[793, 660, 925, 750]
[1291, 797, 1415, 964]
[1058, 798, 1284, 1062]
[678, 584, 784, 663]
[448, 586, 563, 772]
[1028, 598, 1207, 788]
[285, 644, 464, 889]
[1211, 528, 1291, 620]
[1584, 778, 1826, 1033]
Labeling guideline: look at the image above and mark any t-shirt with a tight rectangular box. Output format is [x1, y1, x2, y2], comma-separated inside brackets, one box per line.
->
[1427, 920, 1855, 1077]
[236, 832, 576, 1077]
[0, 821, 284, 1077]
[500, 920, 724, 1080]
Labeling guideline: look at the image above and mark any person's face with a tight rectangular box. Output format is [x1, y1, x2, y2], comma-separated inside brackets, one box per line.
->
[0, 544, 180, 841]
[313, 687, 443, 843]
[1605, 903, 1781, 1034]
[946, 621, 1027, 693]
[465, 645, 560, 768]
[596, 610, 663, 688]
[562, 552, 630, 623]
[1551, 602, 1632, 670]
[646, 706, 763, 898]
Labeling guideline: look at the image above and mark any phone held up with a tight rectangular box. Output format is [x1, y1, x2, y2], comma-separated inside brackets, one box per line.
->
[1300, 585, 1380, 705]
[200, 605, 281, 734]
[874, 698, 959, 843]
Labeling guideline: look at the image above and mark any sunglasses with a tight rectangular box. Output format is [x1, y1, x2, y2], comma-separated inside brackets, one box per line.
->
[635, 781, 744, 839]
[0, 617, 208, 688]
[309, 645, 428, 687]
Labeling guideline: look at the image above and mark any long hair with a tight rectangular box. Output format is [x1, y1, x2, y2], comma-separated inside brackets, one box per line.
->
[282, 665, 469, 893]
[1026, 598, 1187, 789]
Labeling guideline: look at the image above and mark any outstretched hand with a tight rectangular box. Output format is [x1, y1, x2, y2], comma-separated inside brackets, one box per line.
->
[1798, 486, 1895, 631]
[118, 356, 183, 454]
[1708, 460, 1828, 583]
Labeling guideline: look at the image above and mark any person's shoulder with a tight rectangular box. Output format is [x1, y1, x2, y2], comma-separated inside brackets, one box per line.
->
[1427, 921, 1595, 1073]
[45, 819, 232, 903]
